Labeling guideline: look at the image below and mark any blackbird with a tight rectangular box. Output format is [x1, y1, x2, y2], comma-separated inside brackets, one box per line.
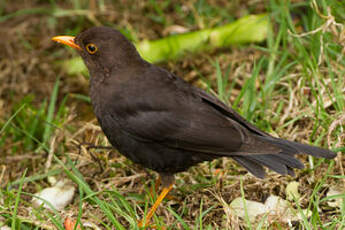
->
[52, 26, 336, 227]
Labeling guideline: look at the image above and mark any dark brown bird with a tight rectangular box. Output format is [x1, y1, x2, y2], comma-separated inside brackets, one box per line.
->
[52, 26, 336, 227]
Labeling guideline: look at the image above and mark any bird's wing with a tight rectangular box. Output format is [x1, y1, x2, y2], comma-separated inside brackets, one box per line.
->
[192, 86, 271, 137]
[106, 67, 280, 155]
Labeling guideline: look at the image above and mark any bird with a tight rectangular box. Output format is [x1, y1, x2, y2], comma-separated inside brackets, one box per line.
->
[52, 26, 336, 227]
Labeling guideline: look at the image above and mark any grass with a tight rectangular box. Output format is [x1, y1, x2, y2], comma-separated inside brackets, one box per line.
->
[1, 0, 345, 229]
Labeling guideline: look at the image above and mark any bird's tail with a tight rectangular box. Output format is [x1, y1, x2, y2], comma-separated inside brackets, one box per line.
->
[262, 136, 336, 159]
[233, 136, 336, 179]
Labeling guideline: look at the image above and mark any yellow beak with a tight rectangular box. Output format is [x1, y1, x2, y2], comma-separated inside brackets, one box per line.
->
[51, 36, 81, 50]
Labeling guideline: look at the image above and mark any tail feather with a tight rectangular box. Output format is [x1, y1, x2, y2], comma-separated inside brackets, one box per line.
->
[269, 153, 305, 169]
[246, 154, 288, 175]
[232, 136, 336, 178]
[232, 156, 266, 179]
[258, 136, 336, 159]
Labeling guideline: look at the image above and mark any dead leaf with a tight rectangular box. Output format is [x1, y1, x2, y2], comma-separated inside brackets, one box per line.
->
[285, 181, 300, 201]
[32, 179, 75, 211]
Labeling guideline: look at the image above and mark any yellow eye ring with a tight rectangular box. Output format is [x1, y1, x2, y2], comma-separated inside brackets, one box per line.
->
[86, 43, 98, 54]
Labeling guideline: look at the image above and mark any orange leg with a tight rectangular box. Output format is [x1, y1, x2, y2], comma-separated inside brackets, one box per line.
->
[138, 183, 173, 228]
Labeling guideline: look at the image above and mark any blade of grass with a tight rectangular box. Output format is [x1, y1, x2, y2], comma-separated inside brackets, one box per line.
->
[9, 168, 62, 187]
[0, 104, 26, 135]
[54, 155, 126, 230]
[42, 78, 60, 148]
[11, 169, 27, 230]
[240, 177, 252, 230]
[167, 206, 190, 230]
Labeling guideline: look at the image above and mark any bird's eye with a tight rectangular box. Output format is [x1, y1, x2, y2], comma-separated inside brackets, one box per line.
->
[85, 43, 98, 54]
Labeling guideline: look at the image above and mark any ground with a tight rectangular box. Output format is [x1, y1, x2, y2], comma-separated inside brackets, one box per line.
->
[1, 0, 345, 229]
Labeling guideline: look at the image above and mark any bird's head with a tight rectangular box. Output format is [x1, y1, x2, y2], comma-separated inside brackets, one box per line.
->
[52, 27, 143, 77]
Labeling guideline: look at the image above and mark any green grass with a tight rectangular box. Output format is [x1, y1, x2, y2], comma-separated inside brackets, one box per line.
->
[1, 0, 344, 229]
[0, 78, 67, 153]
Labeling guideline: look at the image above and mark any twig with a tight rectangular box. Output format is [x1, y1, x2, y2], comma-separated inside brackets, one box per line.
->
[45, 136, 56, 173]
[327, 113, 345, 185]
[0, 165, 6, 186]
